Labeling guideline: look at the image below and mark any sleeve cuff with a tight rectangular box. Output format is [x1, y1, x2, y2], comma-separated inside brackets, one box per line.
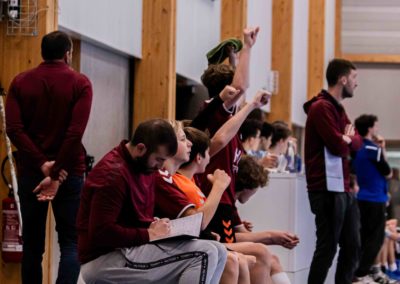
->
[50, 170, 59, 180]
[176, 204, 196, 218]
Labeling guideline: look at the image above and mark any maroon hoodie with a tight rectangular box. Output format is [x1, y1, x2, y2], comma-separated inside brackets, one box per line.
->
[303, 90, 362, 192]
[6, 61, 92, 179]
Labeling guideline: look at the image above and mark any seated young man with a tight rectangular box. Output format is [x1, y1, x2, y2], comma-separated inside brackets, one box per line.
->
[76, 119, 227, 284]
[154, 120, 271, 284]
[240, 119, 263, 156]
[258, 122, 279, 168]
[267, 121, 292, 173]
[235, 155, 296, 284]
[374, 219, 399, 283]
[183, 128, 296, 284]
[195, 35, 299, 253]
[239, 118, 278, 170]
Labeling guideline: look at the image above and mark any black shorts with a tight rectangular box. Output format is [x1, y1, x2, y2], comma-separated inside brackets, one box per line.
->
[207, 204, 236, 243]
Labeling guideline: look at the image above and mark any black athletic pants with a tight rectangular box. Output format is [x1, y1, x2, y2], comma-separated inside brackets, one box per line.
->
[308, 191, 361, 284]
[355, 200, 386, 277]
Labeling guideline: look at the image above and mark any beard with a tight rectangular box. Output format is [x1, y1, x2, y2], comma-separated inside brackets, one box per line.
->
[133, 153, 158, 174]
[342, 85, 353, 99]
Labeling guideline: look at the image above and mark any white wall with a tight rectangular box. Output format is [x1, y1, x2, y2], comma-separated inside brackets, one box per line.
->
[343, 63, 400, 141]
[247, 0, 273, 112]
[339, 1, 400, 140]
[80, 41, 130, 163]
[291, 0, 309, 126]
[176, 0, 221, 83]
[58, 0, 142, 57]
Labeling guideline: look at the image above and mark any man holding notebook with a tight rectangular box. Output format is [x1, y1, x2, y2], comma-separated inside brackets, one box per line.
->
[76, 119, 227, 284]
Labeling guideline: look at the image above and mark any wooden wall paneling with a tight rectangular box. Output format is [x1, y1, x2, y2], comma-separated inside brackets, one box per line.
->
[133, 0, 176, 128]
[307, 0, 325, 100]
[335, 0, 342, 57]
[221, 0, 247, 41]
[71, 38, 81, 72]
[342, 53, 400, 64]
[0, 1, 58, 283]
[268, 0, 293, 125]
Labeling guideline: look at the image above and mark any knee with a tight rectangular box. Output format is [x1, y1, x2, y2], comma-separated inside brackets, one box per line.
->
[253, 243, 273, 266]
[204, 241, 227, 265]
[271, 254, 283, 274]
[225, 253, 240, 276]
[240, 253, 256, 269]
[271, 254, 280, 265]
[214, 241, 228, 262]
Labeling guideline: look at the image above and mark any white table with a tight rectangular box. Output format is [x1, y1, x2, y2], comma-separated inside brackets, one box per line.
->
[237, 173, 337, 284]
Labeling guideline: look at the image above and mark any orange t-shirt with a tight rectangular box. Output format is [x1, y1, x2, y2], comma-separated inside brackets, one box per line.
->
[173, 172, 207, 208]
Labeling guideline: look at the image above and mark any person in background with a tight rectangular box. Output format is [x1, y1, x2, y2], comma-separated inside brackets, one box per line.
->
[353, 114, 393, 284]
[240, 119, 263, 156]
[6, 31, 93, 284]
[257, 122, 279, 169]
[389, 168, 400, 221]
[376, 219, 400, 282]
[267, 121, 292, 173]
[238, 113, 278, 169]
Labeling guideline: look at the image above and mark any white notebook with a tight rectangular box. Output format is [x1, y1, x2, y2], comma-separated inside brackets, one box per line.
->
[151, 213, 203, 242]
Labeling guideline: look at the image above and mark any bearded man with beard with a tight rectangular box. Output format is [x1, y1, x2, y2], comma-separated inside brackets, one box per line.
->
[76, 119, 227, 284]
[303, 59, 363, 284]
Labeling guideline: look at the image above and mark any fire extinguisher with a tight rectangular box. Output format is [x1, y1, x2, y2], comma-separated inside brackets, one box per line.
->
[0, 88, 23, 263]
[2, 191, 23, 262]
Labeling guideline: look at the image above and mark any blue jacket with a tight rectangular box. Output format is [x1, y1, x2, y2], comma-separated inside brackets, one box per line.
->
[354, 139, 391, 203]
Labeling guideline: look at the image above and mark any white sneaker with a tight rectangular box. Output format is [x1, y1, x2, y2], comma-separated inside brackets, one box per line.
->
[353, 275, 380, 284]
[372, 271, 398, 284]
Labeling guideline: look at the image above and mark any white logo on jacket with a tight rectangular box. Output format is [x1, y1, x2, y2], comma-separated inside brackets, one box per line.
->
[158, 169, 173, 184]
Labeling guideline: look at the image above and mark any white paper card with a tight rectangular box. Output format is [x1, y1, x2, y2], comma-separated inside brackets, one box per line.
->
[324, 147, 345, 192]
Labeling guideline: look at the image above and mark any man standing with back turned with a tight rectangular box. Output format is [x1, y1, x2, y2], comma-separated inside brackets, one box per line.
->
[303, 59, 362, 284]
[6, 31, 93, 284]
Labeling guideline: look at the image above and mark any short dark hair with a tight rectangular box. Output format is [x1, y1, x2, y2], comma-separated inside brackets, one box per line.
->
[261, 122, 274, 139]
[131, 119, 177, 156]
[326, 59, 356, 87]
[41, 31, 72, 61]
[201, 64, 234, 98]
[240, 119, 262, 142]
[270, 121, 291, 148]
[181, 127, 210, 167]
[247, 108, 264, 122]
[355, 114, 378, 137]
[236, 155, 268, 192]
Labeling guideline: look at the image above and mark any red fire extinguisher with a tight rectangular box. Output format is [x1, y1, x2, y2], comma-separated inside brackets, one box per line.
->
[2, 192, 23, 262]
[0, 89, 23, 262]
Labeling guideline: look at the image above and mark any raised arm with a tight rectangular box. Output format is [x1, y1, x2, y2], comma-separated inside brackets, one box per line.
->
[182, 169, 231, 230]
[190, 86, 240, 131]
[224, 27, 260, 110]
[209, 90, 270, 157]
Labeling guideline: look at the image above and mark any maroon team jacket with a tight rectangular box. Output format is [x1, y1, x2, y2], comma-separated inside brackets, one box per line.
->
[303, 90, 362, 192]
